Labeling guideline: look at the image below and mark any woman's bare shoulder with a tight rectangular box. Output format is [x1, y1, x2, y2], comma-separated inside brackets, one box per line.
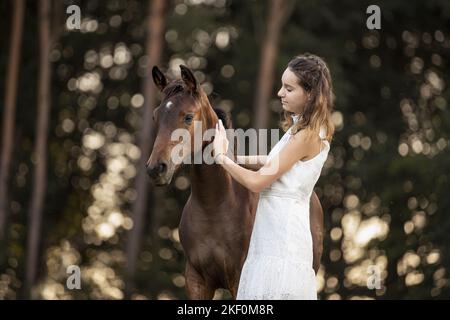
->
[289, 129, 322, 158]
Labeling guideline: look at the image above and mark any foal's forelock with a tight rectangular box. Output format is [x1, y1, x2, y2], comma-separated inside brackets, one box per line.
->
[162, 81, 185, 99]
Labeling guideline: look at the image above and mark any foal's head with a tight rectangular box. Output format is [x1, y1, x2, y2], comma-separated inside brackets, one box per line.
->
[146, 65, 219, 185]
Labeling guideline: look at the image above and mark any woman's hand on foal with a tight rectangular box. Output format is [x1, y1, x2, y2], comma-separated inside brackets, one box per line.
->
[214, 119, 229, 159]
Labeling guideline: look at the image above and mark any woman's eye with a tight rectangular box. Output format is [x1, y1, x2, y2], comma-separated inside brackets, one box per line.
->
[184, 114, 194, 125]
[286, 88, 292, 92]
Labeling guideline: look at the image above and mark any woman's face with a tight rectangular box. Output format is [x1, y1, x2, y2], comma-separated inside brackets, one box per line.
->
[277, 68, 309, 114]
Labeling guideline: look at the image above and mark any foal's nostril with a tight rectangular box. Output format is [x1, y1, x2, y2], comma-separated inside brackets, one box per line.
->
[157, 163, 167, 174]
[147, 162, 167, 178]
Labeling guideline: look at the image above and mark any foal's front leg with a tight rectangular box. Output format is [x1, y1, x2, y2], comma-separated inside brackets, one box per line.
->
[185, 262, 215, 299]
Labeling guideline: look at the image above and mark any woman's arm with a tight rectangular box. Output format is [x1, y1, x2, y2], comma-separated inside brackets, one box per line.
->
[214, 120, 317, 193]
[236, 155, 268, 170]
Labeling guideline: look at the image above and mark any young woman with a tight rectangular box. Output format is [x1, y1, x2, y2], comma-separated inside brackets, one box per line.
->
[213, 53, 334, 299]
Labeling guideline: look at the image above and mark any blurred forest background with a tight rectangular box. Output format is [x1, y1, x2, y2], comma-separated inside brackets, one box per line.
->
[0, 0, 449, 300]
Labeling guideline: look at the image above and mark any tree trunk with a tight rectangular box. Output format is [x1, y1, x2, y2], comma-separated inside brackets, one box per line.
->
[253, 0, 293, 130]
[0, 0, 25, 239]
[24, 0, 52, 299]
[125, 0, 168, 297]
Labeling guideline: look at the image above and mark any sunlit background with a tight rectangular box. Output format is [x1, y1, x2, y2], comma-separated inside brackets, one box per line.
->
[0, 0, 449, 300]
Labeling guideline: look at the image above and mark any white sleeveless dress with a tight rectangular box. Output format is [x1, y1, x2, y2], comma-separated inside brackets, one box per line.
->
[236, 116, 330, 300]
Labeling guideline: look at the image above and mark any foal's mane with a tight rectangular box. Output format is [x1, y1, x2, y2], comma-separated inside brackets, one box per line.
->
[213, 108, 231, 129]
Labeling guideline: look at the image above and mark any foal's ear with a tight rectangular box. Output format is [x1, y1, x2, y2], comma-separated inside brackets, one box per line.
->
[152, 66, 167, 91]
[180, 65, 197, 93]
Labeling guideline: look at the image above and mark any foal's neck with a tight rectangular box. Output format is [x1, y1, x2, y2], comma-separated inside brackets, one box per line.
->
[190, 162, 233, 208]
[190, 97, 234, 207]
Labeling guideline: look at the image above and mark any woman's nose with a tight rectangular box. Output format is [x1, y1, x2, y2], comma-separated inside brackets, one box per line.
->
[277, 88, 284, 97]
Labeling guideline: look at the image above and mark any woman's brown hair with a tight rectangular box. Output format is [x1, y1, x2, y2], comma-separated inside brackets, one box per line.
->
[280, 53, 335, 142]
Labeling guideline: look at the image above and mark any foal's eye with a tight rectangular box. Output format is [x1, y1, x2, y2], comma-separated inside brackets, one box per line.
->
[184, 114, 194, 125]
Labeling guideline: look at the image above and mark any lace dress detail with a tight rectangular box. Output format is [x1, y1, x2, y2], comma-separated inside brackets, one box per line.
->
[236, 115, 330, 300]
